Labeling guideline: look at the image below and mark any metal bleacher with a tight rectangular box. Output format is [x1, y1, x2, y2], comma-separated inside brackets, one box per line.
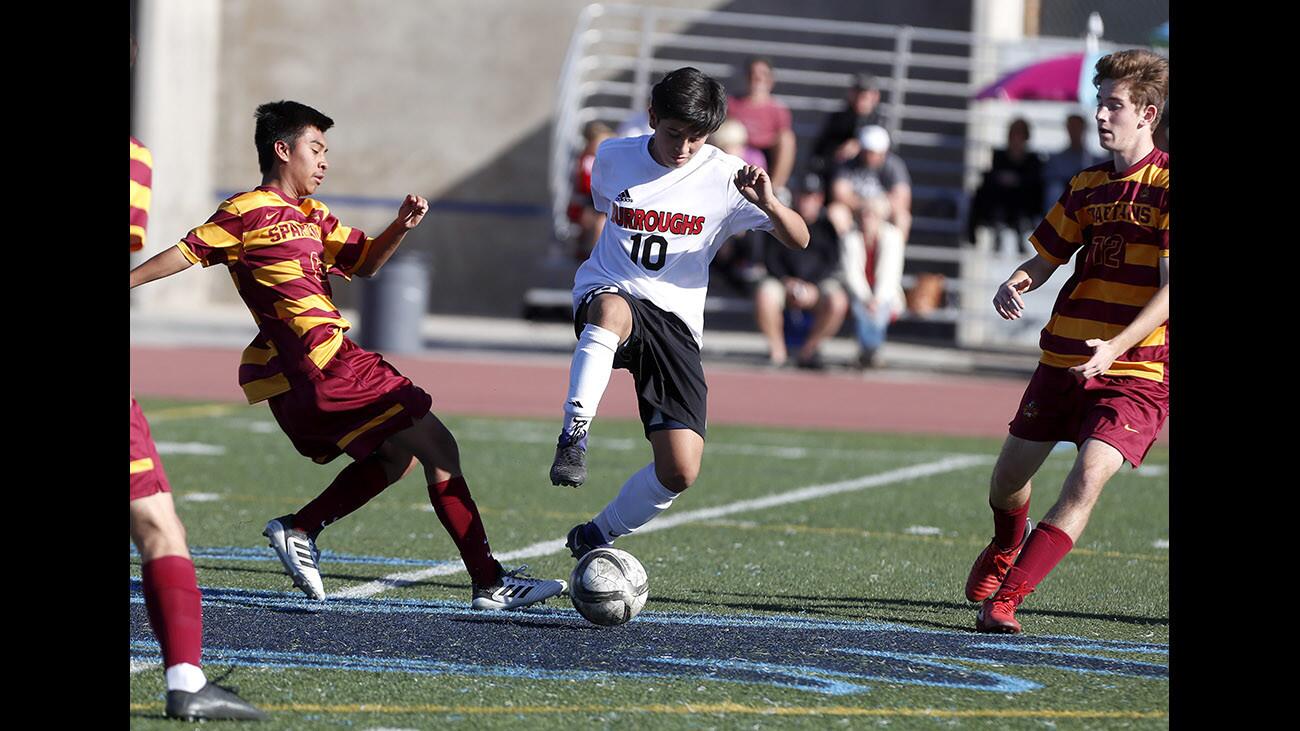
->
[530, 4, 1127, 344]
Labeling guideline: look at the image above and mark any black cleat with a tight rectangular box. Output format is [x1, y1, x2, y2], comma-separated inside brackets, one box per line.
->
[165, 682, 267, 721]
[565, 522, 611, 559]
[549, 438, 588, 487]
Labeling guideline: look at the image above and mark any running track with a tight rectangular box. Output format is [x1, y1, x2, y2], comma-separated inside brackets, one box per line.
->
[130, 345, 1168, 441]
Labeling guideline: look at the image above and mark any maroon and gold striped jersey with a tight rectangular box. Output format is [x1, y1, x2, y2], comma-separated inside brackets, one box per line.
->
[130, 137, 152, 251]
[1029, 147, 1169, 382]
[175, 186, 374, 403]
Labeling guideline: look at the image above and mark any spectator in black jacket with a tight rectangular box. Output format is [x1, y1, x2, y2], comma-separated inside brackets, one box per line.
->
[968, 117, 1044, 251]
[753, 174, 851, 369]
[809, 73, 883, 185]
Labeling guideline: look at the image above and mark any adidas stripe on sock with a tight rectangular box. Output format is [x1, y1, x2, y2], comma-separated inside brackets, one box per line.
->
[561, 324, 621, 441]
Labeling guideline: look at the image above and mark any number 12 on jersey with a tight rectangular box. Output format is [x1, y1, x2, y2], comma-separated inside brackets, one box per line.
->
[629, 233, 667, 271]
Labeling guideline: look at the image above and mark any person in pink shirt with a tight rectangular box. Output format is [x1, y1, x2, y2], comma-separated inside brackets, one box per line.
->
[728, 57, 795, 195]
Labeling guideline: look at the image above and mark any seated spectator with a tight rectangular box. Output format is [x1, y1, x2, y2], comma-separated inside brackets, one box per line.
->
[809, 72, 883, 185]
[728, 57, 796, 195]
[753, 174, 849, 369]
[567, 120, 615, 259]
[1042, 114, 1105, 213]
[968, 117, 1044, 251]
[840, 194, 906, 368]
[831, 125, 912, 244]
[707, 120, 770, 290]
[710, 118, 767, 169]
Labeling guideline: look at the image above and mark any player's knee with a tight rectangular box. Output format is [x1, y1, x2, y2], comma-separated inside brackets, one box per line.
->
[990, 462, 1015, 490]
[588, 295, 632, 336]
[132, 506, 188, 560]
[990, 462, 1031, 495]
[374, 442, 417, 482]
[431, 425, 459, 458]
[655, 462, 699, 493]
[1062, 467, 1109, 502]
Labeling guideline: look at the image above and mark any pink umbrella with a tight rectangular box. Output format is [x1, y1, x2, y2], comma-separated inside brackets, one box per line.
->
[975, 52, 1102, 102]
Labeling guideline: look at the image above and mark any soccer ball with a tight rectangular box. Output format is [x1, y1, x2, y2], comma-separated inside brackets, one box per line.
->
[569, 548, 649, 626]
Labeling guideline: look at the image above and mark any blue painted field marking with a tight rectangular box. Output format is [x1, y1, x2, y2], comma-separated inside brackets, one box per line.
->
[130, 642, 622, 683]
[131, 583, 1167, 695]
[972, 641, 1169, 677]
[129, 582, 1169, 650]
[128, 545, 456, 569]
[826, 650, 1042, 693]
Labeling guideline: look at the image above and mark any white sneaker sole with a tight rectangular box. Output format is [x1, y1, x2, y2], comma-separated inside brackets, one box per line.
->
[471, 580, 568, 611]
[263, 521, 325, 600]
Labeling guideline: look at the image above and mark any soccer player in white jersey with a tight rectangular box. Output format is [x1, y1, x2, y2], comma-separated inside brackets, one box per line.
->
[549, 67, 810, 558]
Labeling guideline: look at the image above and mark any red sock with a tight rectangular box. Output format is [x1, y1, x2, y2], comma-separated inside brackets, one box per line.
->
[294, 454, 392, 538]
[428, 476, 500, 587]
[996, 521, 1074, 597]
[992, 500, 1031, 550]
[141, 556, 203, 668]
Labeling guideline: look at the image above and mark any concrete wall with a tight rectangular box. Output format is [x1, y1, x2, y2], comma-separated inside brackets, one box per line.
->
[131, 0, 223, 310]
[134, 1, 988, 320]
[204, 0, 727, 315]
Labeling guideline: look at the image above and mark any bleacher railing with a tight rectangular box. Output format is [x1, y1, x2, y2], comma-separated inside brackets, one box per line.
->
[550, 4, 1130, 346]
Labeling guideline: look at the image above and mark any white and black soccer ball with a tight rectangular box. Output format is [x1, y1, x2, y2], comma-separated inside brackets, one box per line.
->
[569, 548, 649, 626]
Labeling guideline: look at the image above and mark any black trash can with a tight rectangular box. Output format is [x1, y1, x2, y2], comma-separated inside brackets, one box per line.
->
[358, 250, 430, 354]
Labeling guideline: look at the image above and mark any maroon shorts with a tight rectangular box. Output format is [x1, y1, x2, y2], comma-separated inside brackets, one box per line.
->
[130, 398, 172, 501]
[268, 338, 433, 464]
[1008, 364, 1168, 467]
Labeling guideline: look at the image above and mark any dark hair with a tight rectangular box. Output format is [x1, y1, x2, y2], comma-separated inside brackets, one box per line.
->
[793, 172, 823, 196]
[254, 101, 334, 175]
[1008, 117, 1031, 141]
[650, 67, 727, 137]
[851, 72, 878, 91]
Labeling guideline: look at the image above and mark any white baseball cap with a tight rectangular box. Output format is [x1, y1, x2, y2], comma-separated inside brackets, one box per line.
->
[857, 125, 891, 153]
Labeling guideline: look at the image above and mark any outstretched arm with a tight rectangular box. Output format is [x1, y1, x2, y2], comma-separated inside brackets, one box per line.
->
[992, 253, 1060, 320]
[1069, 257, 1169, 381]
[354, 194, 430, 278]
[130, 246, 194, 289]
[734, 165, 809, 250]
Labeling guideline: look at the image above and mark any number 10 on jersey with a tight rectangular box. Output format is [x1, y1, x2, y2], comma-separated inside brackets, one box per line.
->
[628, 233, 667, 271]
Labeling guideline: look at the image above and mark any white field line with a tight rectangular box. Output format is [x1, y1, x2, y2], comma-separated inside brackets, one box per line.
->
[455, 426, 959, 463]
[130, 660, 157, 674]
[155, 442, 227, 456]
[904, 525, 944, 536]
[329, 454, 990, 600]
[142, 407, 978, 463]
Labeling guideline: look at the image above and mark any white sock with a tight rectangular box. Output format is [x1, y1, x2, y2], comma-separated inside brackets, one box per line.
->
[561, 324, 621, 441]
[165, 662, 207, 693]
[593, 463, 679, 540]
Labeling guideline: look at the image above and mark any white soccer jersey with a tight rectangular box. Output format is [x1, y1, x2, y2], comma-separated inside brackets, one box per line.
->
[573, 136, 775, 347]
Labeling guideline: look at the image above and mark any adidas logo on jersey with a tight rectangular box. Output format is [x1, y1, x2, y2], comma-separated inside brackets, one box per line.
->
[615, 189, 633, 203]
